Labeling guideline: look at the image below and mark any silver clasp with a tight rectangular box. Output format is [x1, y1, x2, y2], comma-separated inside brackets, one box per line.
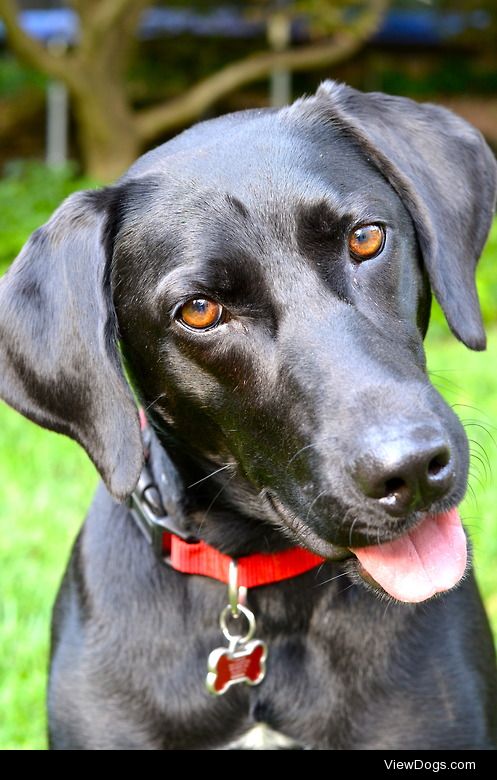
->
[228, 560, 247, 616]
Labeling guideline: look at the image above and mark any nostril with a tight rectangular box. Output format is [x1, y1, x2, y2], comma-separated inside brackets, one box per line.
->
[380, 475, 413, 513]
[384, 476, 407, 497]
[427, 448, 450, 479]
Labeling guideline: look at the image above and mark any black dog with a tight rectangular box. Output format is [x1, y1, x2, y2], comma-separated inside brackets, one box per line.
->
[1, 81, 496, 749]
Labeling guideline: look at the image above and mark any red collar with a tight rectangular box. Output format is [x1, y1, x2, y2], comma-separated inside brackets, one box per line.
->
[130, 410, 325, 588]
[162, 533, 325, 588]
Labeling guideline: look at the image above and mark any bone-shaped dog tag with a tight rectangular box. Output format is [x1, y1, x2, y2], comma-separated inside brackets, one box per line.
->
[206, 639, 267, 695]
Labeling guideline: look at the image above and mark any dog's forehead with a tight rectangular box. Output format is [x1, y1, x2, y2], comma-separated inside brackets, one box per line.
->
[128, 105, 394, 210]
[113, 105, 411, 313]
[120, 119, 403, 270]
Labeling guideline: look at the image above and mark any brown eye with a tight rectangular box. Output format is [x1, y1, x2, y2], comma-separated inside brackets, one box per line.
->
[348, 224, 385, 261]
[178, 298, 223, 330]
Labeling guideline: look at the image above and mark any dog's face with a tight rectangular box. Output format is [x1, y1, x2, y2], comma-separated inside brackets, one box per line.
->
[111, 118, 446, 550]
[0, 83, 495, 602]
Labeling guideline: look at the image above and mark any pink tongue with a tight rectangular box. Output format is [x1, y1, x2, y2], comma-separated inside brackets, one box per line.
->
[350, 509, 467, 603]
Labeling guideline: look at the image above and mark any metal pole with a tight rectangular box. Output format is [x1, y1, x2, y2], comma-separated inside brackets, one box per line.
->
[267, 8, 292, 107]
[46, 80, 68, 167]
[46, 38, 69, 168]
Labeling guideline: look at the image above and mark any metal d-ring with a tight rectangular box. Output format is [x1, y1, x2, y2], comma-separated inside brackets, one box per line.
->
[219, 603, 257, 646]
[228, 560, 247, 616]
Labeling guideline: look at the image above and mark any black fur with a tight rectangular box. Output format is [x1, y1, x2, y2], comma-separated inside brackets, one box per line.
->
[0, 82, 496, 749]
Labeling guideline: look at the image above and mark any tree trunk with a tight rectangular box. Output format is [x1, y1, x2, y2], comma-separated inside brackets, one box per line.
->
[67, 0, 150, 179]
[77, 120, 141, 182]
[73, 88, 141, 180]
[0, 0, 148, 180]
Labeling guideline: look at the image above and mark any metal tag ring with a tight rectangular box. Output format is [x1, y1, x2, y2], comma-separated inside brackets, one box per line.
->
[228, 560, 247, 616]
[220, 603, 256, 645]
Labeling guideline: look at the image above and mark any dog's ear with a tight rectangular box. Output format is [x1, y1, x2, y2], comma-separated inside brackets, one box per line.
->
[317, 81, 497, 350]
[0, 190, 143, 501]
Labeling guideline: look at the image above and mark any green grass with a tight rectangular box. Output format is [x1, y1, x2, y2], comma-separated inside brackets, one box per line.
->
[0, 328, 497, 750]
[0, 411, 97, 749]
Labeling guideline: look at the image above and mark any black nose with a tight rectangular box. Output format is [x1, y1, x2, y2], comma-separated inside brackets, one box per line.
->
[354, 432, 455, 516]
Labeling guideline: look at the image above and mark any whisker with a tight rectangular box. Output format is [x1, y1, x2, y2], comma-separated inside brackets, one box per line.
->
[382, 597, 393, 621]
[338, 582, 356, 596]
[468, 451, 489, 482]
[429, 374, 464, 395]
[452, 403, 495, 424]
[305, 489, 328, 523]
[186, 464, 232, 489]
[465, 480, 478, 506]
[462, 421, 497, 447]
[286, 443, 316, 470]
[314, 561, 327, 580]
[348, 516, 359, 548]
[460, 514, 482, 533]
[314, 571, 350, 588]
[198, 473, 237, 533]
[144, 392, 166, 412]
[468, 469, 485, 491]
[468, 438, 492, 466]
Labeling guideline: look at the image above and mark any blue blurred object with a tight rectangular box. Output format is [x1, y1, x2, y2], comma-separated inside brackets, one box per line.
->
[140, 7, 264, 40]
[0, 9, 79, 44]
[0, 6, 492, 46]
[373, 9, 491, 45]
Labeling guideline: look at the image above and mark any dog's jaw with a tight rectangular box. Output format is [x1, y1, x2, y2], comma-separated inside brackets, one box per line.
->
[263, 491, 352, 561]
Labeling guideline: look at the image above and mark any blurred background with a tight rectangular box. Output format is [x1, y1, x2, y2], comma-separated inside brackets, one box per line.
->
[0, 0, 496, 749]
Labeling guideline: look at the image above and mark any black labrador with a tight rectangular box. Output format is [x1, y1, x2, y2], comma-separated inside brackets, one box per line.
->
[1, 81, 496, 749]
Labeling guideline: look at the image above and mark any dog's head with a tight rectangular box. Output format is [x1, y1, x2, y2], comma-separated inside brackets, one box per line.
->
[1, 83, 495, 602]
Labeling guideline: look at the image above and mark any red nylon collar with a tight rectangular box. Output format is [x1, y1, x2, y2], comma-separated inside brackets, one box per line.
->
[162, 533, 325, 588]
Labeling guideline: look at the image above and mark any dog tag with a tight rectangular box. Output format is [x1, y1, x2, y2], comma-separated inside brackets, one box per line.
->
[206, 639, 267, 695]
[205, 570, 268, 697]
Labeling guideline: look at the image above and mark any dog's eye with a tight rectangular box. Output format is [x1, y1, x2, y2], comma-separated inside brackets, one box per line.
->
[348, 224, 385, 261]
[178, 298, 224, 331]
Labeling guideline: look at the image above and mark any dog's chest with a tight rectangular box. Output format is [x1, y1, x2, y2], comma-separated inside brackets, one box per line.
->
[222, 724, 304, 750]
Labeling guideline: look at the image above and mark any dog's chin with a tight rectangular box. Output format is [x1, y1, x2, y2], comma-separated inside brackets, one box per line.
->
[264, 491, 392, 598]
[264, 491, 468, 605]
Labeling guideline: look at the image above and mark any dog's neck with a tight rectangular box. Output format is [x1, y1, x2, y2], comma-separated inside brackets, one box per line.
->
[147, 416, 291, 557]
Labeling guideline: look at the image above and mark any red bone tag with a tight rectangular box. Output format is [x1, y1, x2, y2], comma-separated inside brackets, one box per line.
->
[206, 639, 267, 695]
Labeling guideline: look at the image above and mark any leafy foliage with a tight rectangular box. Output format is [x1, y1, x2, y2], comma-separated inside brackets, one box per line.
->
[0, 162, 96, 271]
[0, 55, 46, 96]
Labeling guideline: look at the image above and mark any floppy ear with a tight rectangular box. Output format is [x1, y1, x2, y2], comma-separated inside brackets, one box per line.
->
[0, 190, 143, 501]
[317, 81, 497, 350]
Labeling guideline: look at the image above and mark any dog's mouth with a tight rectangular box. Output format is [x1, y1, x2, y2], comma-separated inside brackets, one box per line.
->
[266, 494, 467, 603]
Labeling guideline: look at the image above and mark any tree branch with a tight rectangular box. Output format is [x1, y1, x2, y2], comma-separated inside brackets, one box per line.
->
[95, 0, 150, 31]
[135, 0, 388, 143]
[0, 0, 75, 83]
[69, 0, 150, 37]
[68, 0, 150, 76]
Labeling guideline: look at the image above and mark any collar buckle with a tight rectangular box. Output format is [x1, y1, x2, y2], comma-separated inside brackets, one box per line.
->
[128, 460, 197, 557]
